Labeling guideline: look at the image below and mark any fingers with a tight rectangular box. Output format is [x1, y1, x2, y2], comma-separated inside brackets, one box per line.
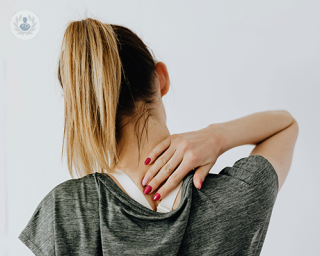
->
[143, 148, 183, 196]
[151, 163, 213, 202]
[144, 136, 171, 166]
[192, 164, 213, 189]
[144, 157, 194, 201]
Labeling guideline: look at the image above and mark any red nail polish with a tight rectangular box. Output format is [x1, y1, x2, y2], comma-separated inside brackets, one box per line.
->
[199, 180, 203, 189]
[144, 185, 152, 194]
[144, 157, 151, 165]
[153, 193, 161, 201]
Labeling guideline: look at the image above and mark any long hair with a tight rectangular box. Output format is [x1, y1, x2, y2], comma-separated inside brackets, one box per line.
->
[57, 18, 158, 178]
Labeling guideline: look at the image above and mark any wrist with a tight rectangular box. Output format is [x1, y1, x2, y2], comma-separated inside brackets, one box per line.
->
[206, 123, 228, 157]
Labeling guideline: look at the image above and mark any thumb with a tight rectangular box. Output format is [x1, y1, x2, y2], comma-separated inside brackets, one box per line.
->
[193, 164, 212, 189]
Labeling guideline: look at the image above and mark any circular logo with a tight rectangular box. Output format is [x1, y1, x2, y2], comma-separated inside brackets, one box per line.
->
[10, 10, 40, 40]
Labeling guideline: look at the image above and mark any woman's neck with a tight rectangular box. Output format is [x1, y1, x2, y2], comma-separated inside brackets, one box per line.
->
[112, 118, 171, 210]
[115, 117, 171, 185]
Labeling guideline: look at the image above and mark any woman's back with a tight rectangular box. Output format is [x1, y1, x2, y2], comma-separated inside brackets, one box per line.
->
[18, 18, 298, 256]
[18, 155, 278, 256]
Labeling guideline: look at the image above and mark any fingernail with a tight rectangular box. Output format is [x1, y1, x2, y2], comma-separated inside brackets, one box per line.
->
[144, 185, 152, 194]
[199, 180, 203, 189]
[144, 157, 151, 165]
[142, 176, 149, 186]
[153, 193, 161, 201]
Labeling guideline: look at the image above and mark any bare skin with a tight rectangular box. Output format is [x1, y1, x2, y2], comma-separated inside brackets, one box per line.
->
[112, 61, 298, 209]
[144, 111, 299, 197]
[111, 61, 174, 210]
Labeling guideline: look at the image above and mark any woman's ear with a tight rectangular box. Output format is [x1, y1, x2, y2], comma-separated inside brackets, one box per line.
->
[155, 62, 170, 97]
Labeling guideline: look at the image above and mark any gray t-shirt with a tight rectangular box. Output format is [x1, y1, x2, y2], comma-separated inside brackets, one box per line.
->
[19, 155, 279, 255]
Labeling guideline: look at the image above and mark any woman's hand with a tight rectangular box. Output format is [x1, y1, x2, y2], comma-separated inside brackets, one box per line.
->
[142, 124, 225, 201]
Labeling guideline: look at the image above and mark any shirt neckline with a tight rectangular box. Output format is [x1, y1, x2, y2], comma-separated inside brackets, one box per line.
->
[95, 170, 195, 218]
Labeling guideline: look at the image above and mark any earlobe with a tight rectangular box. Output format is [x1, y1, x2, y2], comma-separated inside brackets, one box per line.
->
[161, 80, 170, 97]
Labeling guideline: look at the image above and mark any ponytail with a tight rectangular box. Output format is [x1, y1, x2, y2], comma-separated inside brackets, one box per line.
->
[58, 18, 122, 178]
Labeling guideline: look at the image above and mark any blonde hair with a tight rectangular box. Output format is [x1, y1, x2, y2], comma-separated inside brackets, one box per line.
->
[58, 18, 122, 178]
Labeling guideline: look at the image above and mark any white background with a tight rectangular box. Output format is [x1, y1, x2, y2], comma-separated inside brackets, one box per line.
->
[1, 0, 319, 255]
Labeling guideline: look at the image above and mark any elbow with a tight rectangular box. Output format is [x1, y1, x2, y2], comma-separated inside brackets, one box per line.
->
[276, 109, 293, 117]
[292, 119, 299, 135]
[277, 110, 298, 126]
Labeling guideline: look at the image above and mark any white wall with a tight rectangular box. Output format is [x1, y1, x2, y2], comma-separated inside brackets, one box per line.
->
[1, 0, 319, 255]
[0, 56, 7, 256]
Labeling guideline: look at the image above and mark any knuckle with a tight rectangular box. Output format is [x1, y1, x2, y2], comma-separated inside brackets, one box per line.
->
[163, 163, 172, 174]
[190, 151, 198, 160]
[173, 134, 183, 143]
[188, 153, 198, 164]
[183, 140, 190, 149]
[171, 133, 178, 140]
[169, 174, 180, 184]
[160, 157, 167, 165]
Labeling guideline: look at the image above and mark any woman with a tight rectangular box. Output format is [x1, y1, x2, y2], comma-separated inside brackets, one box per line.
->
[18, 18, 298, 255]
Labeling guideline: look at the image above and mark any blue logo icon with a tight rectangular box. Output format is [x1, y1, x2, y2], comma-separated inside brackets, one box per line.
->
[20, 17, 31, 31]
[13, 14, 37, 36]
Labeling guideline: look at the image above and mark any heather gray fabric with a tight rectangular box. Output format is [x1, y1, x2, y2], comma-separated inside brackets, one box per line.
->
[19, 155, 279, 256]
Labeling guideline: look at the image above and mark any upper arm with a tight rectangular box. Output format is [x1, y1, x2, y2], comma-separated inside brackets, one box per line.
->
[249, 114, 299, 192]
[219, 154, 279, 207]
[18, 175, 101, 255]
[18, 190, 55, 256]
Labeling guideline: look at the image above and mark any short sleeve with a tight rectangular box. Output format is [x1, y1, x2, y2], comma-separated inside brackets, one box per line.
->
[18, 190, 55, 256]
[219, 155, 279, 198]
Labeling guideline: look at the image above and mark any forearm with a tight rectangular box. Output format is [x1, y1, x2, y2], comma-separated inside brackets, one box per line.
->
[208, 110, 296, 156]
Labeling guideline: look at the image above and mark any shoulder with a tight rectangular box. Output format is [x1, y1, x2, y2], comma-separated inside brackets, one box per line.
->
[20, 173, 98, 223]
[21, 173, 97, 220]
[46, 173, 101, 215]
[220, 155, 278, 190]
[203, 155, 279, 207]
[52, 173, 96, 199]
[192, 156, 279, 221]
[19, 173, 99, 255]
